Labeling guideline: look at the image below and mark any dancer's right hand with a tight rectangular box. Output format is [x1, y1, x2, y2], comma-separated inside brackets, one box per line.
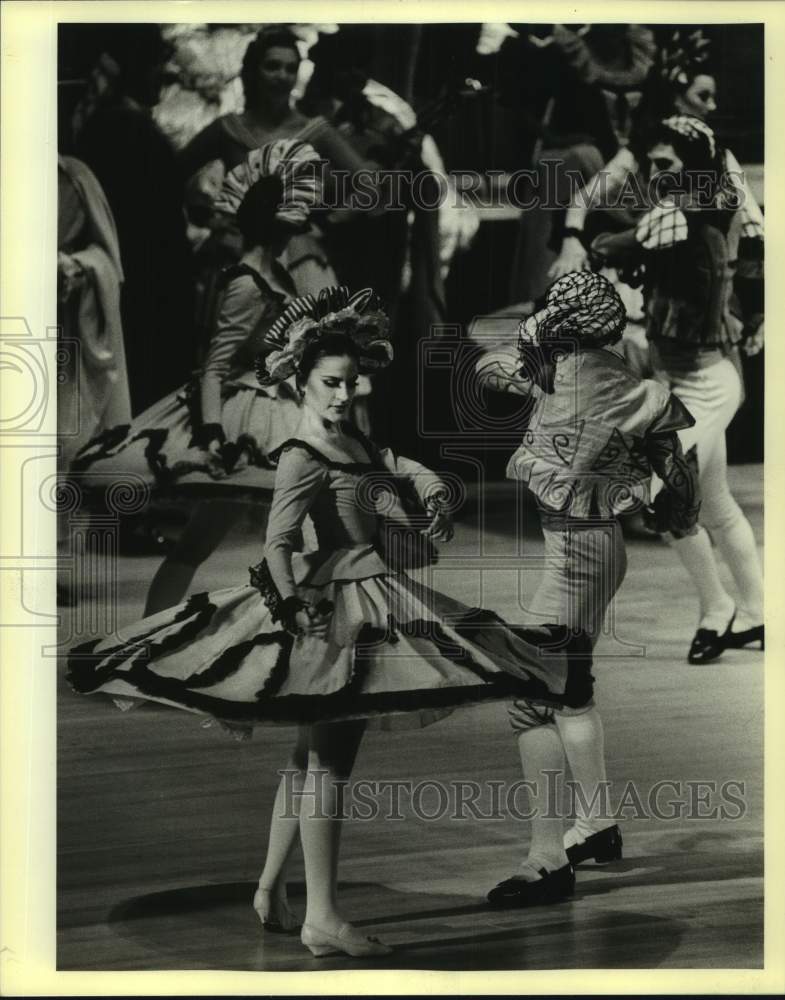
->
[294, 604, 332, 638]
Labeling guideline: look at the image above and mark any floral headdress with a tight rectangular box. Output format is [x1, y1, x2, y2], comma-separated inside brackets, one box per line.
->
[659, 29, 712, 88]
[518, 271, 627, 353]
[256, 286, 393, 386]
[214, 138, 323, 230]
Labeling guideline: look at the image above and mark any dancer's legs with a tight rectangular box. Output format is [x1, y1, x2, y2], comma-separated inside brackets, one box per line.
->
[255, 727, 310, 929]
[508, 518, 625, 870]
[508, 703, 570, 875]
[143, 500, 243, 615]
[665, 359, 754, 631]
[556, 705, 610, 846]
[698, 430, 763, 629]
[554, 521, 624, 845]
[300, 718, 366, 932]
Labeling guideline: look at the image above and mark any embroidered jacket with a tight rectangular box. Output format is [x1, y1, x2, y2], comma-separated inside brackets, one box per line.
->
[476, 344, 692, 518]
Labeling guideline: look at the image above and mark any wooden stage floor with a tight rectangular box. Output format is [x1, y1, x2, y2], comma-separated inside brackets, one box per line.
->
[57, 467, 764, 972]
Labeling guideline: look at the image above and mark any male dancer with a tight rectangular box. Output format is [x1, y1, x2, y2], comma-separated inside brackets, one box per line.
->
[475, 270, 701, 905]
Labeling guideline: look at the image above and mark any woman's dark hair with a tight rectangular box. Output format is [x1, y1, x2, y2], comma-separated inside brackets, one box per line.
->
[236, 175, 286, 247]
[648, 120, 718, 176]
[241, 27, 301, 108]
[298, 30, 371, 117]
[629, 62, 716, 163]
[297, 330, 360, 386]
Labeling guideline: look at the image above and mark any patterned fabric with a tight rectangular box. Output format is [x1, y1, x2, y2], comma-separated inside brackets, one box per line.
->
[661, 114, 716, 158]
[519, 271, 627, 350]
[214, 138, 323, 229]
[477, 345, 689, 518]
[635, 202, 689, 249]
[71, 264, 301, 497]
[68, 435, 593, 730]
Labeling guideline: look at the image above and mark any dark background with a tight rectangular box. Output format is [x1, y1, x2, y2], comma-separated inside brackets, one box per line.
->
[58, 22, 764, 469]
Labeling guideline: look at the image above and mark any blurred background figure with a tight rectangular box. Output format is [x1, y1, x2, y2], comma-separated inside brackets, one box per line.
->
[505, 24, 658, 304]
[66, 24, 196, 415]
[57, 154, 130, 604]
[57, 21, 763, 466]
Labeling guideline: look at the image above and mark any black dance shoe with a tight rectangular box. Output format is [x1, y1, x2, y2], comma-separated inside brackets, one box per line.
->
[687, 611, 736, 664]
[724, 623, 764, 651]
[487, 863, 575, 909]
[565, 824, 623, 866]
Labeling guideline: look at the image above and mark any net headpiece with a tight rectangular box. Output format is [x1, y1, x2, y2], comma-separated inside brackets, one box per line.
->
[518, 271, 627, 355]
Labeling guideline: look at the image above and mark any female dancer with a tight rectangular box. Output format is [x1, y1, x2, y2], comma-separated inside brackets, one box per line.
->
[475, 270, 701, 905]
[69, 287, 595, 958]
[180, 25, 381, 298]
[590, 115, 764, 663]
[72, 139, 318, 615]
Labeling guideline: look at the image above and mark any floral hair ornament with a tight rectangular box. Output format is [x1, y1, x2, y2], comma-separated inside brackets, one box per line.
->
[518, 270, 627, 354]
[659, 28, 711, 87]
[256, 286, 393, 386]
[214, 138, 323, 230]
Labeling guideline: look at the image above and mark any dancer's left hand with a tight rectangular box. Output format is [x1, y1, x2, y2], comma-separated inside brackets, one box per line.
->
[742, 323, 764, 356]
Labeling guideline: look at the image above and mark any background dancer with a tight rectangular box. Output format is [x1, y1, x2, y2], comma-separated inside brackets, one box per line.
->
[590, 115, 764, 662]
[72, 140, 320, 614]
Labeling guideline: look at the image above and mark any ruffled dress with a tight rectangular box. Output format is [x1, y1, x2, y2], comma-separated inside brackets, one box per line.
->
[68, 432, 593, 733]
[70, 263, 301, 499]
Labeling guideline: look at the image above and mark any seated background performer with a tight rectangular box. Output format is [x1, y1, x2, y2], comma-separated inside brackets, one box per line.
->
[475, 270, 701, 907]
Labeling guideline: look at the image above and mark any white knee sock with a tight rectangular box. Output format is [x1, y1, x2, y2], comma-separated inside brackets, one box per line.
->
[711, 509, 763, 628]
[516, 724, 568, 877]
[670, 527, 735, 631]
[556, 707, 612, 845]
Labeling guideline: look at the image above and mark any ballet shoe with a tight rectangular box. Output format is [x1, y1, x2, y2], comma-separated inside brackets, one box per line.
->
[724, 623, 764, 651]
[565, 824, 623, 866]
[300, 921, 392, 958]
[253, 887, 301, 934]
[486, 863, 575, 909]
[687, 610, 736, 664]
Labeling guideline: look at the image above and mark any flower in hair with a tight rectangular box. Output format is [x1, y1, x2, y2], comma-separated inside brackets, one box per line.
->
[256, 287, 393, 386]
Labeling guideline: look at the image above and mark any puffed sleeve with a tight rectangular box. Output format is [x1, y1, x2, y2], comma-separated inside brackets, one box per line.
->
[604, 376, 685, 439]
[264, 446, 329, 598]
[474, 345, 537, 397]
